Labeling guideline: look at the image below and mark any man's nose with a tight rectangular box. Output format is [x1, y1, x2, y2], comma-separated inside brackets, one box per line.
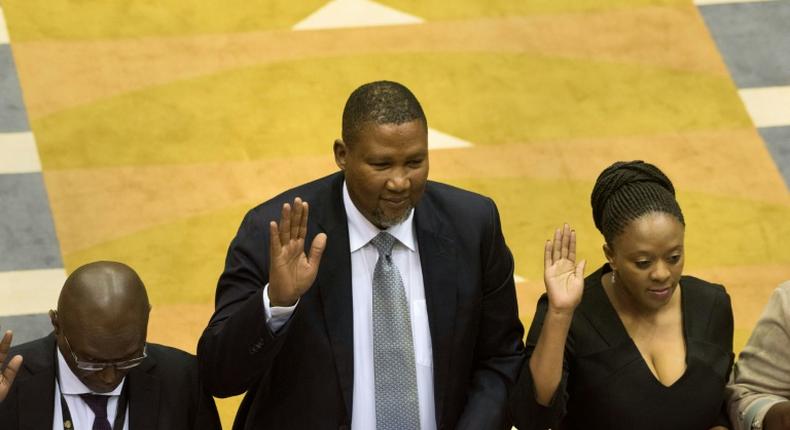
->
[97, 366, 119, 385]
[386, 169, 410, 192]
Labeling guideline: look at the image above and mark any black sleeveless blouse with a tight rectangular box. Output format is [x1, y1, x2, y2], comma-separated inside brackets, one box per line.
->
[511, 265, 734, 430]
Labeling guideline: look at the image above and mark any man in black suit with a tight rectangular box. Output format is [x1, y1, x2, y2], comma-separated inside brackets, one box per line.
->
[0, 261, 220, 429]
[198, 80, 525, 429]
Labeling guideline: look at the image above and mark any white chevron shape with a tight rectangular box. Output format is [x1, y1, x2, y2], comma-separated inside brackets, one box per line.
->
[0, 132, 42, 174]
[293, 0, 423, 31]
[739, 86, 790, 128]
[427, 128, 473, 150]
[0, 268, 67, 316]
[0, 7, 9, 44]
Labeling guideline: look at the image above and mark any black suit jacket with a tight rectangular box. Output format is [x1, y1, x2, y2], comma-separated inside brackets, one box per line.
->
[198, 172, 525, 430]
[0, 334, 221, 430]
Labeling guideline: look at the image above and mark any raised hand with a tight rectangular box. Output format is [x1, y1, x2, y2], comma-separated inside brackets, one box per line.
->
[268, 197, 328, 307]
[0, 329, 22, 402]
[544, 224, 586, 315]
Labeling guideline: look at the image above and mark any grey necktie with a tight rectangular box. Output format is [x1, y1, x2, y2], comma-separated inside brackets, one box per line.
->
[370, 232, 421, 430]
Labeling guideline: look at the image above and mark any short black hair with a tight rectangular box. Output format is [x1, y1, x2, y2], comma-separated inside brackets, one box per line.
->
[590, 160, 685, 244]
[341, 81, 427, 145]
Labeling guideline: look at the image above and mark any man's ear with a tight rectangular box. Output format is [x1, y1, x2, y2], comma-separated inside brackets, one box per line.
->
[49, 309, 60, 335]
[333, 139, 348, 170]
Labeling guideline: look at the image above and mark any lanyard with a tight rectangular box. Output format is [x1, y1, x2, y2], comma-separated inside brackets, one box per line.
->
[60, 382, 129, 430]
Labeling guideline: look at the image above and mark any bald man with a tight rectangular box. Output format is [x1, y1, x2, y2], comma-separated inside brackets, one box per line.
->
[0, 261, 220, 430]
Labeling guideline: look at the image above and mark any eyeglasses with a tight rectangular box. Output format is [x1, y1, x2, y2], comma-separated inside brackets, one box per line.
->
[63, 334, 147, 372]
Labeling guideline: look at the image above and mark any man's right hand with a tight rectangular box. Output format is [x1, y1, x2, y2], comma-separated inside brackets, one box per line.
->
[268, 197, 328, 307]
[0, 329, 22, 402]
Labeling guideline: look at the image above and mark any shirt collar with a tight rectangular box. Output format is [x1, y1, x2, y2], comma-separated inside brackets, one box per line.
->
[57, 348, 125, 396]
[343, 181, 416, 253]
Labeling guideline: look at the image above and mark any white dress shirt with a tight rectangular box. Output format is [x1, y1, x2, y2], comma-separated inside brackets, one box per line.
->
[263, 181, 436, 430]
[53, 350, 129, 430]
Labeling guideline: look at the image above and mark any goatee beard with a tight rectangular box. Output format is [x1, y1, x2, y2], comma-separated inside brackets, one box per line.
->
[372, 206, 413, 229]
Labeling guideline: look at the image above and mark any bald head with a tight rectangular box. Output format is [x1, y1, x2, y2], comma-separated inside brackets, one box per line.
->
[58, 261, 150, 331]
[51, 261, 151, 393]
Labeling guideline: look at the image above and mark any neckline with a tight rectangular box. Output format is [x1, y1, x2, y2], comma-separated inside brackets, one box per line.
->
[595, 265, 689, 389]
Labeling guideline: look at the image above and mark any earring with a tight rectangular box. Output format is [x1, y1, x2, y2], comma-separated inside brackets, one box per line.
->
[611, 271, 616, 285]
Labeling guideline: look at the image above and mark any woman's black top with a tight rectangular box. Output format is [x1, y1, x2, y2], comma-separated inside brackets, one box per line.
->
[511, 265, 734, 430]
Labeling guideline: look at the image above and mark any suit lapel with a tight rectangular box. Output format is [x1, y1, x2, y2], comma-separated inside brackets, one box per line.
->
[128, 357, 160, 429]
[414, 197, 458, 425]
[18, 347, 56, 430]
[315, 173, 355, 420]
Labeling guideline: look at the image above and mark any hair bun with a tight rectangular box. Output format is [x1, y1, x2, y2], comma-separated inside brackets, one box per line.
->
[591, 160, 680, 238]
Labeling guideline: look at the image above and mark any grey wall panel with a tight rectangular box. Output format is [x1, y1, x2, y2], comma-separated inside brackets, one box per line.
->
[0, 45, 30, 132]
[0, 313, 53, 346]
[699, 1, 790, 88]
[0, 173, 63, 271]
[759, 125, 790, 189]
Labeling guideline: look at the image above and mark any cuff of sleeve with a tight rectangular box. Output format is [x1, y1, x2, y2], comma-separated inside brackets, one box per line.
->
[262, 284, 298, 334]
[743, 396, 786, 430]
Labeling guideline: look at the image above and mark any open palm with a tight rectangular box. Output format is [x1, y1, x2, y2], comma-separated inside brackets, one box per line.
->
[268, 197, 327, 307]
[544, 224, 586, 313]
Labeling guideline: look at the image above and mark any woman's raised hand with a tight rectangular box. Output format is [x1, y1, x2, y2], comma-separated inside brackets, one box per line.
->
[544, 224, 586, 315]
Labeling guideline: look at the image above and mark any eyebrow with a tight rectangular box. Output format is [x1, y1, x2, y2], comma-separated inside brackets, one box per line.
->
[626, 246, 684, 258]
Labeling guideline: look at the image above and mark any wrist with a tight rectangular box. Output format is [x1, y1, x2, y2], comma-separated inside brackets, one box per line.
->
[546, 305, 576, 319]
[271, 298, 298, 307]
[268, 288, 298, 307]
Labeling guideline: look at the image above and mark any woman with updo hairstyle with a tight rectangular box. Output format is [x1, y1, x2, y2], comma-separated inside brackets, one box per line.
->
[510, 161, 734, 430]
